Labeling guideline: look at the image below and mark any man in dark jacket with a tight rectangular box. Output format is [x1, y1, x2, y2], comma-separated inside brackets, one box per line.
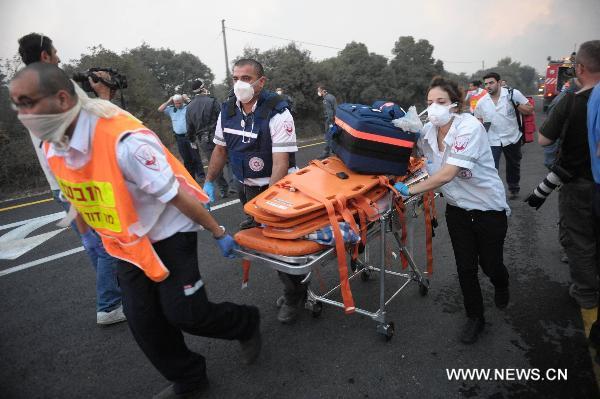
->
[186, 80, 234, 198]
[317, 85, 337, 159]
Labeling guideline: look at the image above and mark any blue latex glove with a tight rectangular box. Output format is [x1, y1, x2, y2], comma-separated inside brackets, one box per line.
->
[393, 182, 411, 196]
[215, 234, 239, 259]
[203, 181, 216, 204]
[81, 229, 107, 257]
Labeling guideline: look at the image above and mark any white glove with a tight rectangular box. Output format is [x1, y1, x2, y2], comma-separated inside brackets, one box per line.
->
[392, 106, 423, 133]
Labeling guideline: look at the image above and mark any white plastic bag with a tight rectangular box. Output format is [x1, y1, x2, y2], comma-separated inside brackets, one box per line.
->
[392, 105, 423, 133]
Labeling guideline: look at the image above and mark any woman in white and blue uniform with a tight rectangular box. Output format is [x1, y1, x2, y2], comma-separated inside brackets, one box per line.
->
[394, 76, 510, 344]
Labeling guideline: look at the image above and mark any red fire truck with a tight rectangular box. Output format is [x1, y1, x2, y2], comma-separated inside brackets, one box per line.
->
[543, 52, 576, 112]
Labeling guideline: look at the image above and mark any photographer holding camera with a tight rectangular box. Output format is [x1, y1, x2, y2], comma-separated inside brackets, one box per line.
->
[528, 40, 600, 310]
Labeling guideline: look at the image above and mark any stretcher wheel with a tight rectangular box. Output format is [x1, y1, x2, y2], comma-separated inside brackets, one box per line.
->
[360, 269, 371, 281]
[311, 302, 323, 318]
[418, 279, 430, 296]
[382, 322, 395, 341]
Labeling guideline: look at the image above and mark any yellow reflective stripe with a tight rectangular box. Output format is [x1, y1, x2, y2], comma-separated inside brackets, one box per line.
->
[57, 178, 116, 207]
[77, 205, 122, 233]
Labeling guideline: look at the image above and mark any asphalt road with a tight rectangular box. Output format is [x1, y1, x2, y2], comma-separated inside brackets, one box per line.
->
[1, 99, 598, 399]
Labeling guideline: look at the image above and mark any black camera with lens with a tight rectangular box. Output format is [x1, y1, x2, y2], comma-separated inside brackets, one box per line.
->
[524, 164, 574, 210]
[72, 67, 128, 93]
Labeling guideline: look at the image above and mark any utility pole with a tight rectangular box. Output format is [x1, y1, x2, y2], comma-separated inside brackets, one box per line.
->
[482, 60, 485, 70]
[222, 19, 231, 81]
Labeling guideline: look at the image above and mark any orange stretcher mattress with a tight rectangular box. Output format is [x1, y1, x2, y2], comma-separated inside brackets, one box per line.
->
[261, 186, 388, 239]
[234, 227, 326, 256]
[251, 157, 382, 218]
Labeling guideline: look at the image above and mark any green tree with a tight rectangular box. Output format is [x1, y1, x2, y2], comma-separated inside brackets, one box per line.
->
[470, 57, 538, 95]
[326, 42, 392, 104]
[389, 36, 444, 107]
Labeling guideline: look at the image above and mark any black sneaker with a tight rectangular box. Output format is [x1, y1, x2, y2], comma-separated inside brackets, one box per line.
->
[494, 286, 510, 309]
[460, 317, 484, 344]
[240, 309, 262, 365]
[239, 216, 259, 230]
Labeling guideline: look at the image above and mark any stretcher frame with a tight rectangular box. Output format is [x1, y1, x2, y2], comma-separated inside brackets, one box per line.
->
[234, 193, 433, 340]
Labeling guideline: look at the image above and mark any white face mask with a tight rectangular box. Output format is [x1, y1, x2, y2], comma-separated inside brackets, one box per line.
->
[234, 79, 260, 104]
[18, 98, 81, 150]
[426, 102, 457, 127]
[276, 90, 283, 96]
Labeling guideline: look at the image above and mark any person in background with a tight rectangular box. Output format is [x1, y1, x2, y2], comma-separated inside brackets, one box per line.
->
[394, 76, 510, 344]
[464, 80, 487, 114]
[317, 84, 337, 160]
[186, 79, 234, 199]
[17, 32, 125, 326]
[158, 94, 206, 183]
[276, 87, 295, 115]
[474, 72, 534, 198]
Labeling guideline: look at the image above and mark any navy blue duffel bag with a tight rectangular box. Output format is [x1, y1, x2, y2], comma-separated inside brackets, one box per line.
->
[329, 102, 418, 176]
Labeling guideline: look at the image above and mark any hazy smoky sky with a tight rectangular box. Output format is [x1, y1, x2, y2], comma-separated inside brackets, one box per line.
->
[1, 0, 598, 83]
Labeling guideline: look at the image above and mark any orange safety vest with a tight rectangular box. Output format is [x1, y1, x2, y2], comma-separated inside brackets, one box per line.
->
[45, 113, 209, 282]
[469, 89, 487, 113]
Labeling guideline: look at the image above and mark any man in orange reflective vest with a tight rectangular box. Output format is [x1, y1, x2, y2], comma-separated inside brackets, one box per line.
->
[10, 63, 261, 399]
[464, 80, 487, 114]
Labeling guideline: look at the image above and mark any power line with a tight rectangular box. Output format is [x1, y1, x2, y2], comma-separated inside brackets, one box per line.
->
[226, 27, 343, 51]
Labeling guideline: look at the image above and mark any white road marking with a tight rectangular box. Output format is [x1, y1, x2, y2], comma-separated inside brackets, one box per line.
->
[0, 213, 68, 260]
[0, 247, 85, 277]
[0, 211, 66, 231]
[0, 198, 242, 277]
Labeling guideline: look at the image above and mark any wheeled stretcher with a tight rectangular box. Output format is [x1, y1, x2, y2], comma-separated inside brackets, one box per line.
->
[233, 158, 437, 340]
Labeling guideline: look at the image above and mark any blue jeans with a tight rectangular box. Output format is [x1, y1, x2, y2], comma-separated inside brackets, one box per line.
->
[52, 190, 122, 312]
[85, 232, 122, 312]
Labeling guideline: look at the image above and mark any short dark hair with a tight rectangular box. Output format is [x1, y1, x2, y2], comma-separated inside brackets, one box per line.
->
[482, 72, 501, 82]
[427, 76, 464, 112]
[576, 40, 600, 74]
[13, 62, 75, 96]
[317, 84, 327, 91]
[470, 80, 482, 87]
[18, 33, 54, 65]
[233, 59, 264, 77]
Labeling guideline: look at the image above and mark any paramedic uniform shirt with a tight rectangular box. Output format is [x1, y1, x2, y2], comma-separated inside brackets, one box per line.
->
[47, 109, 200, 242]
[474, 87, 528, 147]
[213, 100, 298, 186]
[418, 113, 510, 214]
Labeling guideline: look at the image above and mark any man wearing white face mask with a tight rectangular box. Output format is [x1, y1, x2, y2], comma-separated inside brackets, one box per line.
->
[204, 59, 305, 324]
[11, 63, 262, 398]
[17, 32, 126, 326]
[474, 72, 534, 199]
[394, 76, 510, 344]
